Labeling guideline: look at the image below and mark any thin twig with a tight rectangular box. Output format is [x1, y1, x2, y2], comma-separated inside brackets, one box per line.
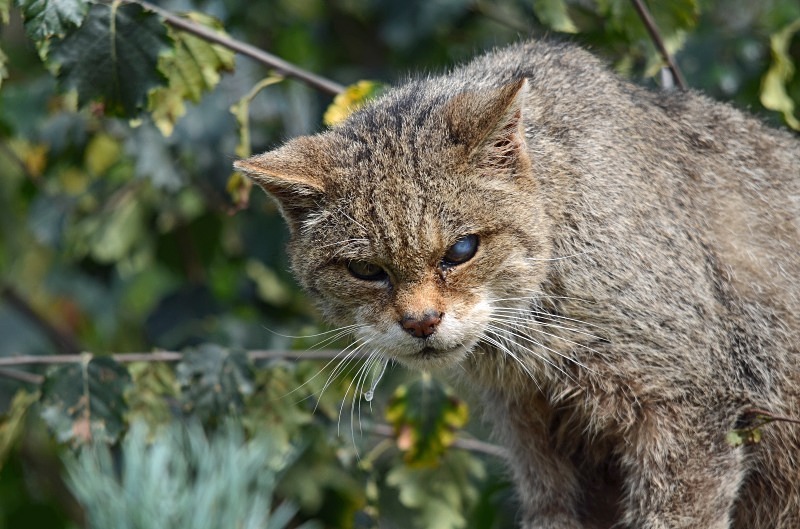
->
[0, 368, 45, 385]
[1, 286, 83, 356]
[368, 422, 508, 459]
[629, 0, 687, 90]
[121, 0, 345, 96]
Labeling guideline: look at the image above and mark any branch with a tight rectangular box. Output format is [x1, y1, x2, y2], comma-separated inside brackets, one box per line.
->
[0, 368, 44, 385]
[629, 0, 687, 90]
[123, 0, 345, 96]
[0, 349, 356, 369]
[1, 285, 83, 356]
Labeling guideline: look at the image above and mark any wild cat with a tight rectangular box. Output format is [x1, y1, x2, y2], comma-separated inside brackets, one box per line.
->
[234, 40, 800, 528]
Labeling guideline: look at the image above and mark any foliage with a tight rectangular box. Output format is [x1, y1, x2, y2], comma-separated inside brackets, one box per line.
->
[65, 420, 319, 529]
[0, 0, 798, 528]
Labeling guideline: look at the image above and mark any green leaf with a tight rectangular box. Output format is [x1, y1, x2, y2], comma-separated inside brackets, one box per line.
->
[385, 450, 485, 529]
[85, 191, 146, 263]
[176, 344, 255, 423]
[532, 0, 578, 33]
[385, 374, 469, 467]
[148, 11, 236, 137]
[17, 0, 89, 40]
[0, 389, 40, 471]
[0, 0, 10, 24]
[39, 355, 131, 447]
[125, 361, 178, 427]
[50, 1, 170, 116]
[0, 46, 7, 90]
[761, 18, 800, 130]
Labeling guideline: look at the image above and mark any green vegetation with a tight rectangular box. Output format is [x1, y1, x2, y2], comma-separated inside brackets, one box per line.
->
[0, 1, 798, 527]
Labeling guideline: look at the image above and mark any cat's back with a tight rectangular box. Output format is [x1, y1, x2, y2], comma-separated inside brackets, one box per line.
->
[466, 40, 800, 339]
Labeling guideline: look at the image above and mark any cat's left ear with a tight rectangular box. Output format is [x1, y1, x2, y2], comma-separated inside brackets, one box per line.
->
[234, 136, 328, 231]
[444, 78, 531, 177]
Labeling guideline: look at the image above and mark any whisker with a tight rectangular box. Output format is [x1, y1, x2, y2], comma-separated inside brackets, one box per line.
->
[478, 333, 543, 392]
[489, 316, 601, 371]
[524, 249, 595, 262]
[490, 309, 605, 342]
[486, 323, 578, 381]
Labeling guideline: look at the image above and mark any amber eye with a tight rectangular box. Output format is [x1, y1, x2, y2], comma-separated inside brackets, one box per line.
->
[442, 234, 479, 266]
[347, 260, 388, 281]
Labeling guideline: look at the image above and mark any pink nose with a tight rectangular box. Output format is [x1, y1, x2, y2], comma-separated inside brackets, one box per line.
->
[400, 311, 443, 338]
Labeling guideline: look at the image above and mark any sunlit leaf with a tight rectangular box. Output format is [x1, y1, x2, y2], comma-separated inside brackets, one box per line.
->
[761, 18, 800, 130]
[385, 374, 469, 467]
[533, 0, 578, 33]
[39, 355, 131, 447]
[0, 389, 40, 471]
[0, 46, 7, 89]
[84, 132, 121, 175]
[17, 0, 89, 40]
[323, 80, 383, 127]
[50, 1, 169, 116]
[0, 0, 9, 24]
[86, 192, 145, 263]
[148, 11, 235, 136]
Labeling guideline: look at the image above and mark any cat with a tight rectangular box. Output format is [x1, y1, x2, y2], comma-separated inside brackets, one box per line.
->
[234, 40, 800, 529]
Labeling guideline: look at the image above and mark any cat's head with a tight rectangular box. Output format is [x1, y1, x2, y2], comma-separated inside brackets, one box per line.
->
[235, 79, 553, 371]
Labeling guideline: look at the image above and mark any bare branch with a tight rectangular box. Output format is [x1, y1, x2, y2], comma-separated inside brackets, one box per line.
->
[121, 0, 345, 96]
[0, 349, 356, 370]
[0, 368, 44, 385]
[629, 0, 687, 90]
[368, 422, 508, 459]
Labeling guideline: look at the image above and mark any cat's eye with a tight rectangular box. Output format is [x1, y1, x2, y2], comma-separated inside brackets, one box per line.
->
[442, 234, 479, 266]
[347, 260, 388, 281]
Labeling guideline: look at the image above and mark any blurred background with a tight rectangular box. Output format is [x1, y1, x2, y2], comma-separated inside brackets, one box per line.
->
[0, 0, 798, 527]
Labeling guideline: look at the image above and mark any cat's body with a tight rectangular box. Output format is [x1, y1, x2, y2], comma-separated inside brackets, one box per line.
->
[235, 40, 800, 528]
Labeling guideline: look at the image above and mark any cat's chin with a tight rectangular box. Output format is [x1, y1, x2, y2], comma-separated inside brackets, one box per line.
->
[399, 342, 474, 371]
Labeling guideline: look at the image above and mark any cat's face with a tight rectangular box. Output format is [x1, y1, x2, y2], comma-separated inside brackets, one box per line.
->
[236, 80, 552, 371]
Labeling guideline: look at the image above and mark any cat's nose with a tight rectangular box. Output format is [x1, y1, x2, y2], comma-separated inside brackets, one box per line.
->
[400, 311, 443, 338]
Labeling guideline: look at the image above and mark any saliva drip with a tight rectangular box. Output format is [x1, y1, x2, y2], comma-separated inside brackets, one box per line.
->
[364, 358, 389, 402]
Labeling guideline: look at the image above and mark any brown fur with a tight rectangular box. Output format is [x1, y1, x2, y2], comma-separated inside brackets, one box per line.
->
[234, 40, 800, 528]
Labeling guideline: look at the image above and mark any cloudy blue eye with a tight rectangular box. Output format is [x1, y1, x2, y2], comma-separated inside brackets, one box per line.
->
[347, 260, 388, 281]
[442, 234, 479, 266]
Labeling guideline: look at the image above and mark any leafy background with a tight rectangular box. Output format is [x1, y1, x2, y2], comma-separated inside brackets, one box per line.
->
[0, 0, 798, 527]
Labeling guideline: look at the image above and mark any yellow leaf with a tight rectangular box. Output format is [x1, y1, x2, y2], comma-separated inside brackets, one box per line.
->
[760, 18, 800, 130]
[85, 133, 122, 175]
[323, 80, 384, 127]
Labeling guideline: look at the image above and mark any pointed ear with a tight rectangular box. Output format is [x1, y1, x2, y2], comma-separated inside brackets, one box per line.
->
[233, 136, 328, 230]
[444, 78, 531, 178]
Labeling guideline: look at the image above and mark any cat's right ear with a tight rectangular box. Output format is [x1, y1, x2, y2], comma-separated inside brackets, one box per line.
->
[234, 136, 327, 230]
